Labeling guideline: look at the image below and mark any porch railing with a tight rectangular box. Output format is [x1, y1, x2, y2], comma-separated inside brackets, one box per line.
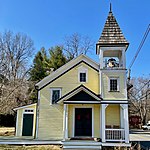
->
[105, 129, 125, 142]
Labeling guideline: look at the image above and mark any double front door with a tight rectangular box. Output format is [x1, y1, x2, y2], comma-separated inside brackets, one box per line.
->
[75, 108, 92, 137]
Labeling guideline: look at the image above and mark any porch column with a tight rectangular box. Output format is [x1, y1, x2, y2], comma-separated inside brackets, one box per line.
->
[120, 104, 129, 143]
[63, 104, 68, 140]
[101, 104, 108, 142]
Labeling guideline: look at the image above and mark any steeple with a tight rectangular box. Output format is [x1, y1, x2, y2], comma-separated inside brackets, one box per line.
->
[96, 7, 129, 54]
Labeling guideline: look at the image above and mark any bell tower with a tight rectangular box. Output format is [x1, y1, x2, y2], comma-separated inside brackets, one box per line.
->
[96, 6, 129, 99]
[97, 6, 130, 144]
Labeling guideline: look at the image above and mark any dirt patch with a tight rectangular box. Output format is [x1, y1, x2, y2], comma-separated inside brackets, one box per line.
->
[0, 145, 62, 150]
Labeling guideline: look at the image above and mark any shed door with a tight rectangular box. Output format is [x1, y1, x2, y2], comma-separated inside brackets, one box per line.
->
[22, 114, 33, 136]
[75, 108, 92, 136]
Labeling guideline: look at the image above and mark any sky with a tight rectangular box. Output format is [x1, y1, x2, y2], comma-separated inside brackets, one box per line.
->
[0, 0, 149, 78]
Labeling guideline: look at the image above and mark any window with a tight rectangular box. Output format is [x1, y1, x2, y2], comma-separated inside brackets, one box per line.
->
[109, 78, 119, 92]
[78, 66, 88, 83]
[24, 109, 34, 114]
[80, 73, 86, 82]
[50, 88, 61, 104]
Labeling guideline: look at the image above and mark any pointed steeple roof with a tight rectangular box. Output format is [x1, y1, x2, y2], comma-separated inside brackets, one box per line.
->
[96, 8, 129, 51]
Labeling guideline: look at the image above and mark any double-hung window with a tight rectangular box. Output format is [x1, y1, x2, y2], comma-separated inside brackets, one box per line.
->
[78, 66, 88, 83]
[80, 73, 86, 82]
[109, 78, 119, 92]
[50, 88, 61, 104]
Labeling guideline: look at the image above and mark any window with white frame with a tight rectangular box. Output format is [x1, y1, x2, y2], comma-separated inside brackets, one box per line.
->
[50, 88, 61, 104]
[109, 77, 119, 92]
[24, 109, 34, 114]
[78, 66, 88, 83]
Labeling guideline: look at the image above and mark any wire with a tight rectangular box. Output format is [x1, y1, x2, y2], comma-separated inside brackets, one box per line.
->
[128, 24, 150, 69]
[130, 80, 150, 98]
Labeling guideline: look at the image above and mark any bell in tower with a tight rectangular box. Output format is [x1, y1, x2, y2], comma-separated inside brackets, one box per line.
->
[96, 4, 129, 70]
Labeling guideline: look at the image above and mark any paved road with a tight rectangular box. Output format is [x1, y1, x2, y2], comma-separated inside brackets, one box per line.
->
[130, 129, 150, 141]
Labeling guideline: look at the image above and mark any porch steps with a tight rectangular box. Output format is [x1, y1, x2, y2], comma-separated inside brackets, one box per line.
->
[62, 140, 101, 149]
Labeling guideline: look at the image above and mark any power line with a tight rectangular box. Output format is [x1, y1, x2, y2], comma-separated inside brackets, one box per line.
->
[128, 24, 150, 70]
[131, 80, 150, 97]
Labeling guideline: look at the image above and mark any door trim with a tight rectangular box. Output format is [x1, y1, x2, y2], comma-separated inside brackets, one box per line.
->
[21, 108, 34, 136]
[72, 106, 94, 137]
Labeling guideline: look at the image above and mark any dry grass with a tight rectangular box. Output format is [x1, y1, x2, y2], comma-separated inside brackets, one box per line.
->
[0, 145, 62, 150]
[0, 127, 15, 136]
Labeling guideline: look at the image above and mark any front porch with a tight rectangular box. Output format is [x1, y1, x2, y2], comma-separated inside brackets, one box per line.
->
[63, 103, 129, 145]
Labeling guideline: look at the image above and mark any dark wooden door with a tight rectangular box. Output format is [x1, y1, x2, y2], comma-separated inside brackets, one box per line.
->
[75, 108, 92, 136]
[22, 114, 33, 136]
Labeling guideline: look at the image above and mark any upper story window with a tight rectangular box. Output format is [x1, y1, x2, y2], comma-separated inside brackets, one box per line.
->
[78, 66, 88, 83]
[80, 73, 86, 82]
[109, 77, 119, 92]
[50, 88, 61, 104]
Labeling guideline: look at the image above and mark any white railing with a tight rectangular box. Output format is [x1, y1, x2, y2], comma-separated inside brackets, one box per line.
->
[105, 129, 125, 142]
[102, 60, 124, 69]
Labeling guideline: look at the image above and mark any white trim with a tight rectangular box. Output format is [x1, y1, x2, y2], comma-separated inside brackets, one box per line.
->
[63, 104, 68, 140]
[78, 66, 88, 83]
[64, 101, 100, 104]
[13, 103, 37, 111]
[23, 108, 34, 114]
[100, 69, 126, 73]
[72, 107, 75, 137]
[72, 106, 94, 138]
[101, 104, 108, 142]
[21, 108, 35, 137]
[108, 77, 120, 92]
[120, 104, 129, 143]
[99, 70, 103, 98]
[100, 105, 101, 139]
[101, 100, 128, 104]
[120, 106, 124, 128]
[0, 140, 62, 145]
[100, 47, 126, 51]
[15, 111, 19, 136]
[35, 90, 40, 138]
[102, 142, 131, 147]
[50, 88, 62, 105]
[124, 71, 128, 99]
[58, 86, 101, 104]
[63, 145, 101, 149]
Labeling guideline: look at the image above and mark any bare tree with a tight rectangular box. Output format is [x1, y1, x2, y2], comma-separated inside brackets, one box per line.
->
[128, 77, 150, 126]
[0, 31, 34, 114]
[64, 33, 94, 60]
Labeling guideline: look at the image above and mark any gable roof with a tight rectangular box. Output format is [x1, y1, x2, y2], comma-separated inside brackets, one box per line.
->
[36, 54, 99, 90]
[57, 84, 102, 104]
[96, 10, 129, 52]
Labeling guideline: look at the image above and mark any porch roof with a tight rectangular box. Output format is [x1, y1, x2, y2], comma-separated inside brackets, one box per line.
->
[56, 85, 102, 104]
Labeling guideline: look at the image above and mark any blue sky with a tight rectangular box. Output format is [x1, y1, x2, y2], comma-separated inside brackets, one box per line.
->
[0, 0, 149, 77]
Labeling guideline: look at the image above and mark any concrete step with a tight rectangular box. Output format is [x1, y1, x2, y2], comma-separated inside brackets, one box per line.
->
[63, 140, 101, 149]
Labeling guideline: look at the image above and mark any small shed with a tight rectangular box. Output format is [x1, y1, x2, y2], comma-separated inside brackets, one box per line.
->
[13, 103, 37, 137]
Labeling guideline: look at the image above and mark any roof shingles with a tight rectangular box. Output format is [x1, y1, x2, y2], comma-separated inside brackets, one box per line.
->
[97, 11, 129, 45]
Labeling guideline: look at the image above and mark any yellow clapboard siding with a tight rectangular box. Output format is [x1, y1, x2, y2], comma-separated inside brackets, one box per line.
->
[38, 94, 63, 139]
[102, 72, 126, 100]
[41, 63, 99, 97]
[38, 62, 99, 140]
[106, 104, 120, 127]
